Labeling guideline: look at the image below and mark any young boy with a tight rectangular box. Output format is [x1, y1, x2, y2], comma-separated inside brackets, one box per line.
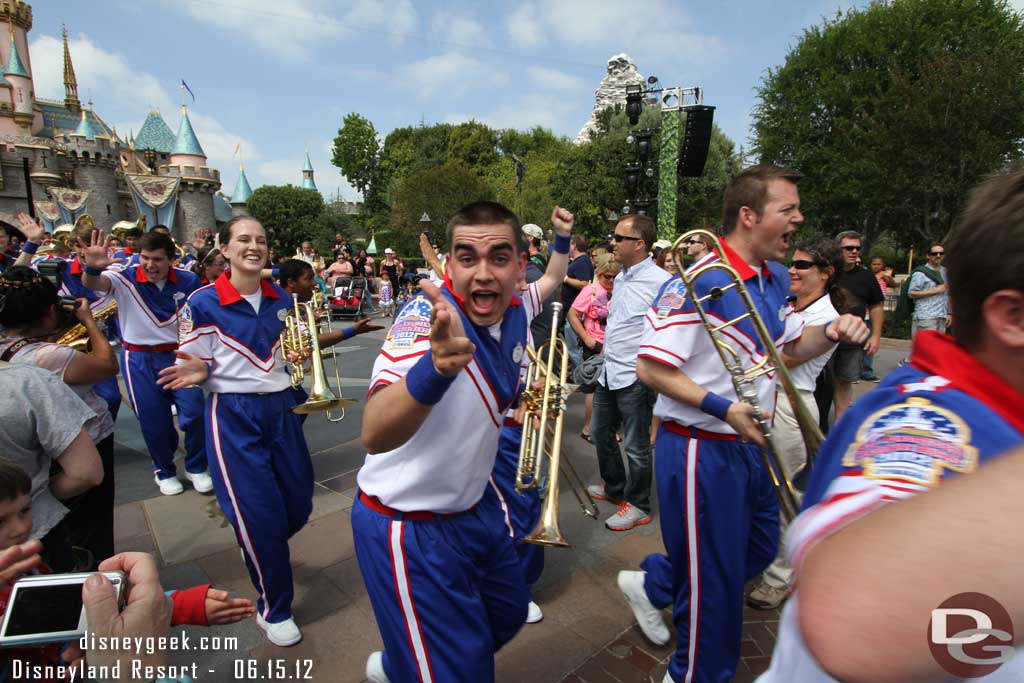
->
[0, 459, 255, 680]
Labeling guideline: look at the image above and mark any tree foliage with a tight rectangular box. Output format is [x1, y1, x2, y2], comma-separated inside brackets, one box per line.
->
[246, 185, 325, 253]
[331, 113, 381, 200]
[753, 0, 1024, 251]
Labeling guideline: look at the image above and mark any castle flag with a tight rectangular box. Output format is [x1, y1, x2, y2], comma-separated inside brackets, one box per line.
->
[180, 79, 196, 103]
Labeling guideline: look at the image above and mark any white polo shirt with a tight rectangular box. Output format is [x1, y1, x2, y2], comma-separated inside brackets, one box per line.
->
[358, 283, 543, 513]
[100, 266, 200, 346]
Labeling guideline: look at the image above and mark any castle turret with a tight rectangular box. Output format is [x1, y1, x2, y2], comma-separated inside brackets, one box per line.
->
[170, 104, 206, 169]
[62, 25, 80, 113]
[165, 104, 219, 242]
[229, 165, 252, 216]
[301, 151, 317, 191]
[5, 20, 31, 129]
[64, 107, 122, 231]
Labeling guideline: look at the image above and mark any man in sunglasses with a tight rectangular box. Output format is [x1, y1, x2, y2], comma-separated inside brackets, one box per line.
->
[832, 230, 884, 420]
[907, 241, 949, 336]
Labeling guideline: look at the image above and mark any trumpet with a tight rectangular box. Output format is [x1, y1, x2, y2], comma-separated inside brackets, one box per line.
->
[110, 215, 146, 242]
[280, 293, 355, 419]
[669, 229, 823, 523]
[516, 302, 598, 547]
[54, 300, 118, 351]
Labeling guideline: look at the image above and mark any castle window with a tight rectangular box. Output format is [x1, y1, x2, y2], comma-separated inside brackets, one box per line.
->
[40, 156, 47, 168]
[106, 204, 111, 215]
[82, 151, 89, 159]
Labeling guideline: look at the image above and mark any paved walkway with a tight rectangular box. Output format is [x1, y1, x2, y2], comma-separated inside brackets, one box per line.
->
[111, 322, 906, 682]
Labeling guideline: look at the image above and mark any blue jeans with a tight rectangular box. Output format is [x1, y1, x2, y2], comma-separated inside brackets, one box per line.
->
[591, 379, 656, 513]
[564, 320, 582, 369]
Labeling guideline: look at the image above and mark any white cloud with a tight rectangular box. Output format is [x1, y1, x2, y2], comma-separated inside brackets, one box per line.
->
[527, 65, 586, 93]
[430, 9, 486, 48]
[30, 33, 257, 182]
[506, 5, 542, 49]
[163, 0, 418, 61]
[399, 52, 505, 98]
[506, 0, 727, 65]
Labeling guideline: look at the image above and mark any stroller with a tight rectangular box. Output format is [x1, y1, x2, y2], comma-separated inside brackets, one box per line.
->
[329, 276, 371, 319]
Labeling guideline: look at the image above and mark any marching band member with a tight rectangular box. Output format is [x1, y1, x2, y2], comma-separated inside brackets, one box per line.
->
[619, 165, 867, 683]
[112, 227, 142, 267]
[195, 246, 227, 285]
[356, 201, 572, 683]
[79, 229, 210, 497]
[277, 258, 382, 345]
[157, 216, 314, 647]
[12, 214, 125, 419]
[760, 167, 1024, 682]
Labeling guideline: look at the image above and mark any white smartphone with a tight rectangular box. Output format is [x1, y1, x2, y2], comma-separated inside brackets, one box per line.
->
[0, 571, 127, 646]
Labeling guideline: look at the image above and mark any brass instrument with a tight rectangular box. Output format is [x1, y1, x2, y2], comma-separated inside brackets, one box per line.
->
[516, 302, 598, 547]
[669, 229, 824, 523]
[55, 299, 118, 351]
[52, 223, 74, 246]
[280, 293, 356, 418]
[110, 215, 146, 241]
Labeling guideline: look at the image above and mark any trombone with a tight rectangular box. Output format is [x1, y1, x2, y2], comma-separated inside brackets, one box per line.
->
[516, 302, 599, 547]
[280, 293, 355, 421]
[669, 229, 823, 523]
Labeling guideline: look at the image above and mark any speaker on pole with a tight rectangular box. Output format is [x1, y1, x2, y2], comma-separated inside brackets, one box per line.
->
[677, 105, 716, 178]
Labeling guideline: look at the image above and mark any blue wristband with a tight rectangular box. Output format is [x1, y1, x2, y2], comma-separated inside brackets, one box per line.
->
[553, 233, 571, 254]
[341, 325, 356, 339]
[21, 241, 38, 255]
[700, 391, 732, 422]
[84, 264, 105, 276]
[405, 351, 456, 405]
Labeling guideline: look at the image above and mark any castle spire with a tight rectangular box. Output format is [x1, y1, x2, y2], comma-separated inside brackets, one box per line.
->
[4, 21, 28, 79]
[301, 151, 317, 191]
[231, 165, 253, 206]
[171, 104, 206, 158]
[62, 25, 81, 113]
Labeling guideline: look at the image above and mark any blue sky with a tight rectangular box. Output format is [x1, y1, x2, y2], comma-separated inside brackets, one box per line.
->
[30, 0, 869, 201]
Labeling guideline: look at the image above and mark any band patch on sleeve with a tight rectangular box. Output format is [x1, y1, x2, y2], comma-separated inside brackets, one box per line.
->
[178, 303, 194, 336]
[385, 296, 433, 350]
[656, 278, 687, 318]
[841, 397, 977, 487]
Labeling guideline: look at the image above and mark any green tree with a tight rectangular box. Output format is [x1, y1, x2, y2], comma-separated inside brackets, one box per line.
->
[331, 113, 381, 200]
[753, 0, 1024, 253]
[447, 121, 499, 172]
[389, 161, 494, 254]
[246, 185, 325, 253]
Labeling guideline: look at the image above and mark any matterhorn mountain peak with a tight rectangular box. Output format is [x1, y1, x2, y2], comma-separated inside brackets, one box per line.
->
[575, 53, 646, 144]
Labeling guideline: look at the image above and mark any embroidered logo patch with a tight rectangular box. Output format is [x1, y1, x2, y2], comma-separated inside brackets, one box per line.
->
[512, 342, 524, 363]
[177, 303, 194, 336]
[386, 296, 433, 350]
[842, 397, 978, 487]
[277, 308, 289, 321]
[656, 279, 687, 318]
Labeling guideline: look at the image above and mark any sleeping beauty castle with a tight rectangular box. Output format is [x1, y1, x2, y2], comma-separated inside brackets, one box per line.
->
[0, 0, 318, 242]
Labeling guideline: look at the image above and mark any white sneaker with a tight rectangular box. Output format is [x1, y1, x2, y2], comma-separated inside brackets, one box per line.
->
[256, 614, 302, 647]
[618, 570, 670, 646]
[154, 474, 183, 496]
[526, 600, 543, 624]
[365, 651, 390, 683]
[184, 470, 214, 493]
[605, 502, 652, 531]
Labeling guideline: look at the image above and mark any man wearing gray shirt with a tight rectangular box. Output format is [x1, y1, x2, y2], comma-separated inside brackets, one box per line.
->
[908, 242, 949, 334]
[0, 362, 103, 569]
[587, 215, 671, 530]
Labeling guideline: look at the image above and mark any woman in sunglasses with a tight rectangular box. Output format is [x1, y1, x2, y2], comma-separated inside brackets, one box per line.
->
[747, 238, 844, 611]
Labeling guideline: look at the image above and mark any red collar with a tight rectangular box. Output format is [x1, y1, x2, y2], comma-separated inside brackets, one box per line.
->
[69, 258, 83, 275]
[135, 265, 177, 284]
[214, 272, 280, 306]
[910, 331, 1024, 435]
[716, 239, 770, 280]
[124, 248, 133, 256]
[441, 270, 522, 311]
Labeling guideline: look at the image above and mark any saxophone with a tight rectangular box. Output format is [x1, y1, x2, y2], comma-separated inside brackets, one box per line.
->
[55, 300, 119, 351]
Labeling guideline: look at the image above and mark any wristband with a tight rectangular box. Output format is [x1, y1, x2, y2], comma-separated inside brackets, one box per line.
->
[21, 241, 38, 255]
[405, 351, 456, 405]
[341, 325, 356, 339]
[84, 265, 105, 276]
[553, 233, 571, 254]
[700, 391, 732, 422]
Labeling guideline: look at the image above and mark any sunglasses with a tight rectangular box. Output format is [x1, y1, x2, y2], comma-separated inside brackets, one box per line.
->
[684, 239, 699, 246]
[610, 233, 642, 243]
[929, 251, 945, 256]
[841, 245, 862, 252]
[790, 260, 826, 270]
